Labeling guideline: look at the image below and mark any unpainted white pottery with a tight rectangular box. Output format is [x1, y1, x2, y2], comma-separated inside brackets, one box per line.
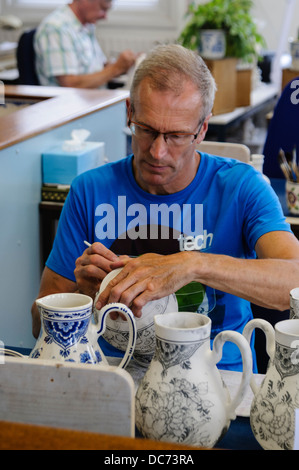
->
[135, 312, 253, 448]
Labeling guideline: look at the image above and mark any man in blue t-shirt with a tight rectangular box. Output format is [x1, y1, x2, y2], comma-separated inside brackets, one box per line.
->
[32, 44, 299, 371]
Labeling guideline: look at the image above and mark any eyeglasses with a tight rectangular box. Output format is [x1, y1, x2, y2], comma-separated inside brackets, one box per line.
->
[128, 118, 204, 149]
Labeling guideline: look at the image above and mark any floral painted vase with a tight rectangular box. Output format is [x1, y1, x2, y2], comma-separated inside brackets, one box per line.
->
[243, 318, 299, 450]
[135, 312, 253, 448]
[30, 293, 136, 369]
[97, 268, 178, 367]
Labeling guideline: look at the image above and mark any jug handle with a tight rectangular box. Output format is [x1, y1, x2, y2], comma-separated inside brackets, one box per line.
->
[95, 302, 137, 370]
[212, 330, 253, 420]
[242, 319, 275, 395]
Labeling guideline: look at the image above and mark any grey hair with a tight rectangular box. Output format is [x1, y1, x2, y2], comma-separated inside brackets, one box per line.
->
[130, 44, 216, 121]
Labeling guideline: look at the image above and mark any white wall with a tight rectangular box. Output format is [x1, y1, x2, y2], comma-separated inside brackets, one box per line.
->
[95, 0, 188, 57]
[1, 1, 299, 58]
[252, 0, 299, 54]
[0, 1, 188, 56]
[187, 0, 299, 56]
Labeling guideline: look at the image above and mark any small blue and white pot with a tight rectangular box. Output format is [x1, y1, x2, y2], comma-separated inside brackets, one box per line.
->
[30, 293, 136, 369]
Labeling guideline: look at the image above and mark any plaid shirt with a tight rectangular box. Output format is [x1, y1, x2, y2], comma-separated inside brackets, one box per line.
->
[34, 5, 107, 86]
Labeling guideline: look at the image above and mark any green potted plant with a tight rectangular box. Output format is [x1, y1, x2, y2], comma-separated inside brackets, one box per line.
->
[179, 0, 265, 63]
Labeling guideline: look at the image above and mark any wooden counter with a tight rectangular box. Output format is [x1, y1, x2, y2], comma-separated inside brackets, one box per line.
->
[0, 421, 202, 451]
[0, 85, 129, 150]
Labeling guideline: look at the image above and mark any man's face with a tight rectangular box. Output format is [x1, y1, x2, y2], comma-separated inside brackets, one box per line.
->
[128, 78, 208, 195]
[77, 0, 112, 24]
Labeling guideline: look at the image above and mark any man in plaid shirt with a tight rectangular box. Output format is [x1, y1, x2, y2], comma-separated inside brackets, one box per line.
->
[34, 0, 137, 88]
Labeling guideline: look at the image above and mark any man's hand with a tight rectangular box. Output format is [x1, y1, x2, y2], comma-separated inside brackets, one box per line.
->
[96, 251, 195, 317]
[113, 50, 137, 75]
[74, 242, 119, 299]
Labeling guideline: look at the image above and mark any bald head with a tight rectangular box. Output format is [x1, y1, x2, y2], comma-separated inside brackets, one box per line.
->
[70, 0, 112, 24]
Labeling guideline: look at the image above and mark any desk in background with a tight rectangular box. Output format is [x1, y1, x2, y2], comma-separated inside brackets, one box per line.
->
[282, 68, 299, 91]
[208, 83, 278, 142]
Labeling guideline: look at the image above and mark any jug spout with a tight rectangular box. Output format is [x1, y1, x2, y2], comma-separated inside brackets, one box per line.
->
[35, 297, 47, 312]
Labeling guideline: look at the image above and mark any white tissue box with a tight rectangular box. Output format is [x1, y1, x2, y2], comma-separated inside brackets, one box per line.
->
[42, 141, 105, 185]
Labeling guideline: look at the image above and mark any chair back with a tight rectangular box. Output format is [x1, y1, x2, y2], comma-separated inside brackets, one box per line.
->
[197, 141, 251, 163]
[16, 29, 39, 85]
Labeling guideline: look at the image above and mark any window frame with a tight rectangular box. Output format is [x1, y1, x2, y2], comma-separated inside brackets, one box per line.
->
[2, 0, 187, 29]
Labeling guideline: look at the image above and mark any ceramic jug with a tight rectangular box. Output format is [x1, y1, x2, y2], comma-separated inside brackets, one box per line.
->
[135, 312, 253, 448]
[96, 268, 178, 367]
[243, 318, 299, 450]
[290, 287, 299, 319]
[30, 293, 137, 369]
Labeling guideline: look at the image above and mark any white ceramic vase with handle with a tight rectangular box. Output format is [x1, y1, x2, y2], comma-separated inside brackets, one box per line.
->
[135, 312, 253, 448]
[243, 318, 299, 450]
[96, 268, 178, 367]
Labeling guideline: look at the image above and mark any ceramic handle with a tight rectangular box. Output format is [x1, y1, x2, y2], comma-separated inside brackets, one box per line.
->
[212, 330, 253, 420]
[242, 319, 275, 395]
[95, 303, 137, 369]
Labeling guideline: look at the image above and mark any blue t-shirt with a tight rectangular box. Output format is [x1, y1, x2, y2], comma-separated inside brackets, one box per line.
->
[47, 153, 291, 370]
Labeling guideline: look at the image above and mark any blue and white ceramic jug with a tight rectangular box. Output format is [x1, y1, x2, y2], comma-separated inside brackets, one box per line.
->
[30, 293, 136, 369]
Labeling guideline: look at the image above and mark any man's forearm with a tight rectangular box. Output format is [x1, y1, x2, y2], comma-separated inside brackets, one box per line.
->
[56, 62, 124, 89]
[193, 252, 298, 311]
